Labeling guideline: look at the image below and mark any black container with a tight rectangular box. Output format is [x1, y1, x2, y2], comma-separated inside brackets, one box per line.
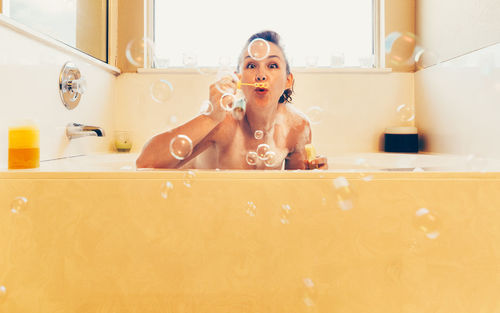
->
[384, 127, 418, 153]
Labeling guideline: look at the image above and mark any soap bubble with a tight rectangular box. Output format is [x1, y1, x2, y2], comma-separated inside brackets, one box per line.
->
[385, 32, 417, 66]
[254, 130, 264, 140]
[11, 196, 28, 213]
[246, 201, 257, 217]
[199, 100, 213, 115]
[306, 106, 324, 125]
[385, 32, 401, 53]
[355, 158, 374, 181]
[160, 181, 174, 199]
[256, 144, 271, 160]
[0, 285, 6, 303]
[183, 170, 195, 188]
[302, 278, 317, 308]
[232, 99, 246, 120]
[215, 71, 239, 94]
[413, 207, 441, 239]
[332, 177, 354, 210]
[246, 151, 258, 166]
[169, 135, 193, 160]
[126, 37, 155, 67]
[303, 278, 315, 288]
[280, 204, 292, 224]
[264, 151, 278, 167]
[219, 93, 236, 111]
[414, 47, 440, 70]
[396, 103, 415, 123]
[248, 38, 270, 61]
[150, 79, 174, 103]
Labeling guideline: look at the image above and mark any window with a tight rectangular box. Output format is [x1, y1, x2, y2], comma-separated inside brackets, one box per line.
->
[153, 0, 376, 68]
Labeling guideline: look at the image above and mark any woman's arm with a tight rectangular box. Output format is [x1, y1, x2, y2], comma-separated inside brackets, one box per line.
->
[285, 119, 311, 170]
[136, 114, 221, 169]
[136, 78, 235, 169]
[284, 118, 328, 170]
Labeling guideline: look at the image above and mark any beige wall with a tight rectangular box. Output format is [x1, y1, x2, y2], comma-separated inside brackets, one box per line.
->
[115, 71, 414, 157]
[117, 0, 144, 73]
[415, 0, 500, 157]
[385, 0, 416, 72]
[416, 0, 500, 64]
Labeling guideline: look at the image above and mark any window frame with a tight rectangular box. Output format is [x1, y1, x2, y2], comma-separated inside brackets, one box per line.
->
[143, 0, 387, 72]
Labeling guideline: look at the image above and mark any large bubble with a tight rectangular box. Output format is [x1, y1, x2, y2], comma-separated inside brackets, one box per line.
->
[150, 80, 174, 103]
[385, 31, 439, 69]
[169, 135, 193, 160]
[215, 71, 239, 94]
[263, 151, 278, 167]
[199, 100, 213, 116]
[385, 32, 417, 66]
[256, 144, 271, 160]
[219, 93, 236, 111]
[306, 106, 324, 125]
[126, 37, 155, 67]
[396, 103, 415, 124]
[248, 38, 270, 61]
[246, 151, 258, 166]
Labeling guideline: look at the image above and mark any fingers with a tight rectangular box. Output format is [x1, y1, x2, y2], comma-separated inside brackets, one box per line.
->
[306, 156, 328, 170]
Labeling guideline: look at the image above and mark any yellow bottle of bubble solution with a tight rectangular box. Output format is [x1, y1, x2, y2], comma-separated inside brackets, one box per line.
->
[8, 120, 40, 169]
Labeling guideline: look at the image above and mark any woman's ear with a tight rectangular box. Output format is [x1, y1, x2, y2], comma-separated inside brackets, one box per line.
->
[286, 73, 294, 89]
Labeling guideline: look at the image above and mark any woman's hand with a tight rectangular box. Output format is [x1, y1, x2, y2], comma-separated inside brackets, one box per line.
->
[305, 155, 328, 170]
[207, 76, 238, 123]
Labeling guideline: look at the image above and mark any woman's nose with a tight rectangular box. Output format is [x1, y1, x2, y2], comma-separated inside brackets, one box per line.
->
[256, 75, 267, 81]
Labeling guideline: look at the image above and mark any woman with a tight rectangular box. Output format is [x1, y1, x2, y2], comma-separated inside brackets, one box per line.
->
[136, 30, 327, 170]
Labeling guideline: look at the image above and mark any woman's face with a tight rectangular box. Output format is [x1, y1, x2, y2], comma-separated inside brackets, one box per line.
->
[239, 41, 293, 108]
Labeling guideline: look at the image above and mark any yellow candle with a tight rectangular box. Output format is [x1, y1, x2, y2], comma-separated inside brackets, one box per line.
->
[8, 125, 40, 169]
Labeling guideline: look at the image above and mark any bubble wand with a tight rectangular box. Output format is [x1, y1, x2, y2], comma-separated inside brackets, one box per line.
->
[237, 81, 269, 89]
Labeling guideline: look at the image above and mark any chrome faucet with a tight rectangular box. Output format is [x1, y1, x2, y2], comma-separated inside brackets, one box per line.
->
[66, 123, 105, 139]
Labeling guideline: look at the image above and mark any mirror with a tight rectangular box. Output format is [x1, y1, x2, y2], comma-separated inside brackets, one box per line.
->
[0, 0, 108, 62]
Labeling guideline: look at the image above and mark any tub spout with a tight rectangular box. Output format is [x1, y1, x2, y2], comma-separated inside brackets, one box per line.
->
[66, 123, 105, 139]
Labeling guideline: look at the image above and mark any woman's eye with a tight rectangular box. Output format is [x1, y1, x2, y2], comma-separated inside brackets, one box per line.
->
[246, 63, 256, 69]
[269, 63, 278, 69]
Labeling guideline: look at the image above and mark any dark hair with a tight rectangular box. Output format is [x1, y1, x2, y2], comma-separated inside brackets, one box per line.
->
[238, 30, 294, 104]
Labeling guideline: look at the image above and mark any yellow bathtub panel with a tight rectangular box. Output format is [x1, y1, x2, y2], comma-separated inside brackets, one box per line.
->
[1, 171, 500, 312]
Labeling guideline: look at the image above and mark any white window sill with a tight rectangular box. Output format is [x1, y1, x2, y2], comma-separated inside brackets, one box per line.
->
[137, 67, 393, 74]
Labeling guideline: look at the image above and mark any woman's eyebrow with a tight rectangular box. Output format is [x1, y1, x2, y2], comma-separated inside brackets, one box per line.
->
[244, 55, 282, 60]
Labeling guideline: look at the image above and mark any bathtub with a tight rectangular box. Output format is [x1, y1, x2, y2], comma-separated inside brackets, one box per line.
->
[29, 151, 500, 171]
[1, 152, 500, 312]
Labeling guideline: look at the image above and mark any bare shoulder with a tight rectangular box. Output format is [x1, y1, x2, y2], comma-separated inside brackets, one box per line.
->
[282, 103, 311, 134]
